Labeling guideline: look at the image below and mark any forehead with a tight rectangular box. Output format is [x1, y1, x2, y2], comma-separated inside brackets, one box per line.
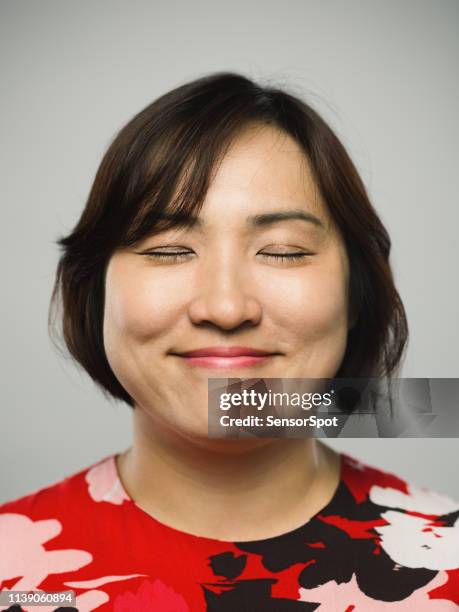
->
[199, 124, 328, 226]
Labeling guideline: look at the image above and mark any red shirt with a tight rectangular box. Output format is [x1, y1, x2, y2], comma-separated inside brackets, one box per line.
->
[1, 452, 458, 611]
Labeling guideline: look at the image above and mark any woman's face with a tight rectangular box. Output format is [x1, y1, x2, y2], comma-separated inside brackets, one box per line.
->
[104, 125, 351, 438]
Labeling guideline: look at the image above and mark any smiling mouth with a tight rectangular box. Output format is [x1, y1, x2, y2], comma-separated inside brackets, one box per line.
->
[177, 354, 275, 369]
[170, 346, 281, 369]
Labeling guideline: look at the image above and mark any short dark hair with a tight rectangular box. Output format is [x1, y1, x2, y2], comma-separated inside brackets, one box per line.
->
[49, 72, 408, 407]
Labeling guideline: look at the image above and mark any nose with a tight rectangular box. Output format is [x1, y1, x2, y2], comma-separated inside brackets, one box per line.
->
[187, 256, 263, 331]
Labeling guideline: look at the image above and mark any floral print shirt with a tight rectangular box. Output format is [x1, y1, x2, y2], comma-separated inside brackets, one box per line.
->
[1, 452, 458, 611]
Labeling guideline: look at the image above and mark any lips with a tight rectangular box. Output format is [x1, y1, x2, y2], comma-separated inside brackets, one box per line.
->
[172, 346, 279, 369]
[178, 346, 274, 358]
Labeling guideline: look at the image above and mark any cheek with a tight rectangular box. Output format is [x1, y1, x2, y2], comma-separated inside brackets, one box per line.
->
[259, 258, 349, 339]
[103, 266, 184, 349]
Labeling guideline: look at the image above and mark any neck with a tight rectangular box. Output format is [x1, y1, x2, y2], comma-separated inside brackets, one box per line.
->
[116, 406, 341, 541]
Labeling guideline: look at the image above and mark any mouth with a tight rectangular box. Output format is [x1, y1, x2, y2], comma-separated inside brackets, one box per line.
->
[170, 346, 281, 369]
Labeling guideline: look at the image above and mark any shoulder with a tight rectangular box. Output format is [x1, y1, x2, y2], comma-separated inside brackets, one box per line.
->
[339, 451, 459, 516]
[338, 452, 459, 575]
[0, 453, 125, 519]
[0, 455, 140, 608]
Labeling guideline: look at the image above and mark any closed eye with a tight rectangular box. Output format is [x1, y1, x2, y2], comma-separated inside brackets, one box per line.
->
[258, 252, 314, 262]
[137, 249, 315, 263]
[140, 250, 192, 262]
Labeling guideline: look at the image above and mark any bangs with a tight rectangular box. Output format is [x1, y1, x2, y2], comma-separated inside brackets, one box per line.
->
[108, 85, 280, 250]
[117, 128, 230, 247]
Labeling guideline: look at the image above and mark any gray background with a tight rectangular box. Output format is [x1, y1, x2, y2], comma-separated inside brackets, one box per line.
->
[1, 0, 458, 503]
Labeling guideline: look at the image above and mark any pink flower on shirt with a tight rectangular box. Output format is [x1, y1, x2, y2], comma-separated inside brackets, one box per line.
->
[298, 570, 455, 610]
[114, 578, 190, 611]
[0, 512, 146, 612]
[85, 456, 129, 505]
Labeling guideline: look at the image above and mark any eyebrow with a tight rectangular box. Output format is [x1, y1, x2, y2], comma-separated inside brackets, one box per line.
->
[248, 210, 324, 228]
[156, 209, 324, 229]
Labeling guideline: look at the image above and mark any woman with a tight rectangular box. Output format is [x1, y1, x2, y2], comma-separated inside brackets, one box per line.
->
[1, 72, 458, 610]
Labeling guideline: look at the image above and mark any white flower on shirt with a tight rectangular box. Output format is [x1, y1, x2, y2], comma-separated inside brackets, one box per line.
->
[370, 483, 459, 516]
[369, 483, 459, 571]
